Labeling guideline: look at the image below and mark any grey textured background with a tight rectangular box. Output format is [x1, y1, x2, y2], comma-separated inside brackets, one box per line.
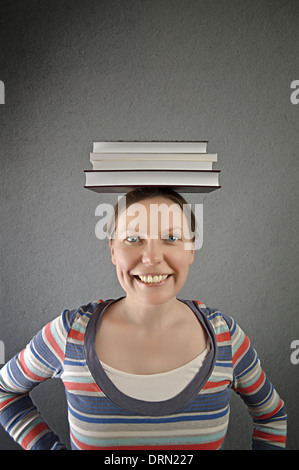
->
[0, 0, 298, 450]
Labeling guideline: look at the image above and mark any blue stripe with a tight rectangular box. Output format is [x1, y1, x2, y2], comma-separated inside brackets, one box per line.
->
[67, 404, 230, 424]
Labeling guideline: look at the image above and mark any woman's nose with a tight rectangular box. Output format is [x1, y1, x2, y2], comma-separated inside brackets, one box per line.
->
[141, 240, 164, 265]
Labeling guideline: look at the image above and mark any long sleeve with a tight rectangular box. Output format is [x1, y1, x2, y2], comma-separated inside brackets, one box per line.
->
[228, 316, 287, 449]
[0, 309, 74, 450]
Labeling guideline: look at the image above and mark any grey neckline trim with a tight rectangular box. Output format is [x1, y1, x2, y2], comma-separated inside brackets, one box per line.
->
[84, 296, 217, 416]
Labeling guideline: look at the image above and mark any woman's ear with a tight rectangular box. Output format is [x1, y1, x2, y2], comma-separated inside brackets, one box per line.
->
[109, 239, 116, 265]
[189, 246, 195, 266]
[184, 239, 195, 264]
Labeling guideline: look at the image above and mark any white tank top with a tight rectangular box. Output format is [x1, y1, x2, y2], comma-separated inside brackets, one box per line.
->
[100, 341, 210, 402]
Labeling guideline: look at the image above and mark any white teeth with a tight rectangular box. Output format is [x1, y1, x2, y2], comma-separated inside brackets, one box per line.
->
[138, 274, 169, 283]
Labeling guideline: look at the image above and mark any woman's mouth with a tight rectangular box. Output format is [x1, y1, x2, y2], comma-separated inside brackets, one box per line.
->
[133, 274, 172, 286]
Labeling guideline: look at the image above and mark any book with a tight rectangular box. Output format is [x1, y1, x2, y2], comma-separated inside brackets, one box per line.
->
[85, 141, 221, 194]
[90, 160, 214, 171]
[84, 170, 220, 193]
[90, 152, 217, 162]
[92, 141, 208, 154]
[84, 184, 220, 194]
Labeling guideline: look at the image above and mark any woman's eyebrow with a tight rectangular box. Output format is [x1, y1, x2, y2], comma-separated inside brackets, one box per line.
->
[117, 229, 147, 238]
[163, 225, 194, 238]
[161, 226, 183, 234]
[117, 226, 187, 239]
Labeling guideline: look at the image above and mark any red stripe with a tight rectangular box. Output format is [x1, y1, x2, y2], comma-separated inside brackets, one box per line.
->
[0, 396, 17, 410]
[194, 300, 204, 306]
[98, 440, 225, 450]
[253, 398, 284, 421]
[70, 430, 89, 450]
[253, 429, 286, 444]
[19, 349, 47, 382]
[44, 323, 65, 361]
[216, 332, 231, 343]
[235, 369, 265, 395]
[68, 328, 85, 342]
[203, 379, 231, 390]
[20, 422, 49, 449]
[233, 334, 250, 366]
[64, 381, 102, 393]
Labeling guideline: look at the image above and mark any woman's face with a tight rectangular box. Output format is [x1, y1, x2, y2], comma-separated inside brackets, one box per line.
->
[109, 196, 195, 307]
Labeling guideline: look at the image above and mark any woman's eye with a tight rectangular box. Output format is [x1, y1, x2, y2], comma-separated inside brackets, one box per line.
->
[126, 235, 139, 243]
[166, 235, 180, 242]
[125, 234, 180, 243]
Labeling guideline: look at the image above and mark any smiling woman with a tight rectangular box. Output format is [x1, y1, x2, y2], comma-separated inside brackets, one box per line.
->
[0, 187, 287, 450]
[96, 189, 203, 375]
[107, 189, 196, 311]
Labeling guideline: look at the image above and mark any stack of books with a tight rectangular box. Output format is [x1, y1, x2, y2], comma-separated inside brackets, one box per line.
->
[84, 141, 221, 193]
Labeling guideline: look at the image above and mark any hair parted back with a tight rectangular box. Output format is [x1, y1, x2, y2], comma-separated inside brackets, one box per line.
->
[107, 187, 197, 242]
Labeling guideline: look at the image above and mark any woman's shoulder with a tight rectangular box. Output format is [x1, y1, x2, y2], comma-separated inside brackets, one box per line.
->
[69, 298, 107, 322]
[191, 299, 235, 332]
[56, 298, 108, 334]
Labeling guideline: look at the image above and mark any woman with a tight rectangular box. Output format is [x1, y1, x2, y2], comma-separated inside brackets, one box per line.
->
[0, 188, 287, 450]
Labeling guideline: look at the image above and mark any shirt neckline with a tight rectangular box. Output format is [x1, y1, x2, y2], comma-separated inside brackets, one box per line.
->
[84, 296, 217, 416]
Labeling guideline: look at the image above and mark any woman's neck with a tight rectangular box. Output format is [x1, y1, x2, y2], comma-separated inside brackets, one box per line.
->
[118, 296, 185, 332]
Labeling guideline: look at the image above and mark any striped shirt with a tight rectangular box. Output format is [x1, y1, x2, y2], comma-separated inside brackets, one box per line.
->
[0, 297, 287, 450]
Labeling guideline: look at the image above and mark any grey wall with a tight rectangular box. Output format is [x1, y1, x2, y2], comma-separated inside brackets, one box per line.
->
[0, 0, 298, 450]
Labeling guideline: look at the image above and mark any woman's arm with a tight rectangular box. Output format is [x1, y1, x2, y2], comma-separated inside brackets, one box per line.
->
[229, 316, 287, 449]
[0, 309, 74, 450]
